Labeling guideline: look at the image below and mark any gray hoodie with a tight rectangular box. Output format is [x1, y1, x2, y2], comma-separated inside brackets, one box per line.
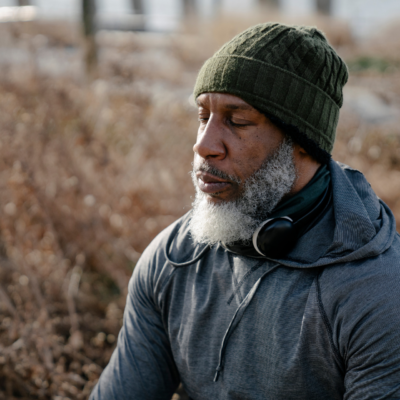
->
[90, 160, 400, 400]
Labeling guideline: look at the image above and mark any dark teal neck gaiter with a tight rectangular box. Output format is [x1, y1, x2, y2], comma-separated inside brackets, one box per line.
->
[270, 164, 331, 221]
[221, 165, 331, 258]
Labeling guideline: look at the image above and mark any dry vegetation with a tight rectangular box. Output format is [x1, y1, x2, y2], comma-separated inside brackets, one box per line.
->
[0, 13, 399, 400]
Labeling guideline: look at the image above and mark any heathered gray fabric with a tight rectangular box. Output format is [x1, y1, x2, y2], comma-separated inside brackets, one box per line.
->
[90, 160, 400, 400]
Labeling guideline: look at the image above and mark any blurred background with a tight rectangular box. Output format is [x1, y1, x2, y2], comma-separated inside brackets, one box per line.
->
[0, 0, 399, 399]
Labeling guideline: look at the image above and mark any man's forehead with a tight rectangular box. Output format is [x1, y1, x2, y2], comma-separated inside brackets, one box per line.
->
[196, 93, 255, 112]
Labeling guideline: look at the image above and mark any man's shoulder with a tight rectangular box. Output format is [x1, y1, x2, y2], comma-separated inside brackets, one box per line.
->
[139, 210, 195, 265]
[141, 211, 192, 257]
[130, 211, 195, 293]
[318, 234, 400, 321]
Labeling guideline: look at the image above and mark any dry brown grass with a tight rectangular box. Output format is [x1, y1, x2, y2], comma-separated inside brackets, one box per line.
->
[0, 13, 399, 399]
[0, 21, 197, 399]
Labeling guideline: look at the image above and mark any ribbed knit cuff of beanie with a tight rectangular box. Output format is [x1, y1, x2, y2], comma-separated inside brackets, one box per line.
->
[193, 22, 348, 165]
[261, 111, 332, 165]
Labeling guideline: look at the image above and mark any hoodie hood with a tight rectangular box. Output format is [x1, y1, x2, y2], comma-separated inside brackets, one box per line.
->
[277, 160, 397, 268]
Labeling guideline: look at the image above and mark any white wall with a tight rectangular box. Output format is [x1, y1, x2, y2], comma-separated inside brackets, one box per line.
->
[3, 0, 400, 39]
[96, 0, 132, 14]
[144, 0, 181, 31]
[0, 0, 17, 6]
[332, 0, 400, 39]
[31, 0, 80, 19]
[220, 0, 259, 15]
[280, 0, 315, 16]
[197, 0, 216, 19]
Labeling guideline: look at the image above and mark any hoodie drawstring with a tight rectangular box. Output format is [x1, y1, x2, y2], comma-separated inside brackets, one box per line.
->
[214, 263, 279, 382]
[164, 219, 210, 267]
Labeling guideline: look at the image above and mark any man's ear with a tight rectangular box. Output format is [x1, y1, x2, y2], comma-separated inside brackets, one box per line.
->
[293, 143, 320, 165]
[295, 144, 311, 158]
[290, 142, 321, 194]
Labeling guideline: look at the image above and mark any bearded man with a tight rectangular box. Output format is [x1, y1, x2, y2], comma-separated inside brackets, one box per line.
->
[90, 23, 400, 400]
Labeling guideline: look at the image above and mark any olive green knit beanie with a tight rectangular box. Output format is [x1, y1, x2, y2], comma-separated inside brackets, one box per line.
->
[193, 22, 348, 163]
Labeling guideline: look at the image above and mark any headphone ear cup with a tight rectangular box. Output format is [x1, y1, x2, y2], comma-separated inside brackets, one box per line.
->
[254, 218, 297, 258]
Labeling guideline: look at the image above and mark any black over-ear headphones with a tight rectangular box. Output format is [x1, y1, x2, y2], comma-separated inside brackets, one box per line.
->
[164, 186, 332, 267]
[252, 186, 331, 258]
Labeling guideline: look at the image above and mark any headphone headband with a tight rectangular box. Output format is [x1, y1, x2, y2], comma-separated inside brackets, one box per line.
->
[252, 185, 332, 257]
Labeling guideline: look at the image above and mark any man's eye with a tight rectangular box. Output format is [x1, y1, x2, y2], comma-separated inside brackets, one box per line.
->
[198, 117, 209, 123]
[229, 119, 248, 128]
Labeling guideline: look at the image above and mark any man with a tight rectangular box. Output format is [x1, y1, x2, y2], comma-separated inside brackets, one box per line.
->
[90, 23, 400, 399]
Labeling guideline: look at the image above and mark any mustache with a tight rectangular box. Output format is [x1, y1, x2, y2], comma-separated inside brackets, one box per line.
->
[192, 161, 242, 184]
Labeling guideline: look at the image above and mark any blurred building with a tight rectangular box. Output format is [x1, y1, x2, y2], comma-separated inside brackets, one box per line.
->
[280, 0, 400, 39]
[332, 0, 400, 39]
[0, 0, 400, 39]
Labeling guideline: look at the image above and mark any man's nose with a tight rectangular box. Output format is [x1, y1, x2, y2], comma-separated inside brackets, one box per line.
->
[193, 117, 226, 160]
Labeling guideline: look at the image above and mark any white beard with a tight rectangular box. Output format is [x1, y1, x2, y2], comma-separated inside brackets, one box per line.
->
[189, 138, 297, 245]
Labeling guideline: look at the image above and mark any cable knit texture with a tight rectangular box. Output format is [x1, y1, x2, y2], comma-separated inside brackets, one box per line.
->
[194, 23, 348, 156]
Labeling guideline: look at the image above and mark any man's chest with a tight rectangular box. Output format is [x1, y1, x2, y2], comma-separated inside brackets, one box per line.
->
[161, 252, 344, 399]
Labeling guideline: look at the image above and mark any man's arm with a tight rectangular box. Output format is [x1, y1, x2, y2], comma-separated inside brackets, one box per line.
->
[342, 277, 400, 399]
[321, 251, 400, 399]
[89, 251, 180, 400]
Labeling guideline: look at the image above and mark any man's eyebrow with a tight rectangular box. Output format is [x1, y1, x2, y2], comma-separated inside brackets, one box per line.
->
[196, 99, 205, 107]
[224, 104, 254, 111]
[195, 100, 254, 111]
